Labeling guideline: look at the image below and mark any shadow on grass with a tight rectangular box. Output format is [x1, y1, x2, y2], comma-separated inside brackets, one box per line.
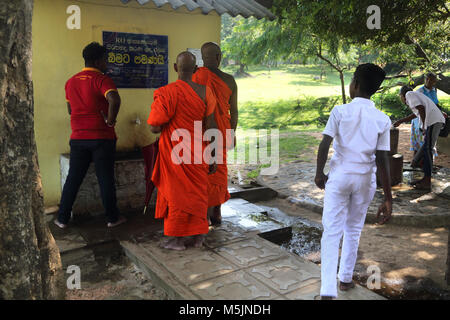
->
[239, 96, 341, 130]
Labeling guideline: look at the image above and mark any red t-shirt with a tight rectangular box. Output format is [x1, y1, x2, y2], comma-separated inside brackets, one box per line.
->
[65, 68, 118, 140]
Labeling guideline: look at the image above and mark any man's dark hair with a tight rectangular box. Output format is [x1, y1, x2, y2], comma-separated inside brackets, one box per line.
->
[353, 63, 386, 96]
[425, 72, 437, 79]
[400, 85, 413, 96]
[82, 42, 107, 64]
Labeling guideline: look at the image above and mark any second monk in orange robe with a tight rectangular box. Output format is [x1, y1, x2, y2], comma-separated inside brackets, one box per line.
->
[193, 42, 238, 225]
[147, 51, 217, 250]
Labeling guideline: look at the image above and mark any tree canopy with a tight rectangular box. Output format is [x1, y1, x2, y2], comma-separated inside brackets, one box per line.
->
[222, 0, 450, 94]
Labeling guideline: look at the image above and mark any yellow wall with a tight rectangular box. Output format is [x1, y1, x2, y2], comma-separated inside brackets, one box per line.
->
[32, 0, 221, 206]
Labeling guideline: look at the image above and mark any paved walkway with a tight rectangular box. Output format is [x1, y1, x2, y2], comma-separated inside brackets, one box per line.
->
[121, 198, 384, 300]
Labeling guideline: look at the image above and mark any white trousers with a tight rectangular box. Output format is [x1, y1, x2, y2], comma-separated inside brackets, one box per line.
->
[320, 169, 376, 297]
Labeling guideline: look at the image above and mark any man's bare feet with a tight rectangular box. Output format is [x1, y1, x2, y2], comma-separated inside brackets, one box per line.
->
[161, 237, 186, 251]
[339, 281, 355, 291]
[320, 296, 334, 300]
[409, 177, 424, 185]
[411, 160, 422, 168]
[414, 177, 431, 191]
[414, 182, 431, 191]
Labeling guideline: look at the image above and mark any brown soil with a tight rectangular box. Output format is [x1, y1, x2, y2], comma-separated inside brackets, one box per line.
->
[262, 198, 450, 299]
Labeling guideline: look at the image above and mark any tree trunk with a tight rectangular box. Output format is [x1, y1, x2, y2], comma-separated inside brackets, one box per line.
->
[436, 74, 450, 95]
[239, 63, 245, 74]
[0, 0, 64, 299]
[383, 73, 450, 95]
[447, 227, 450, 285]
[339, 71, 346, 104]
[316, 51, 347, 104]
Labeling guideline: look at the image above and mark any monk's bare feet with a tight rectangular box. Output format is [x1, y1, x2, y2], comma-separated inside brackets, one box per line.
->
[339, 281, 355, 291]
[320, 296, 334, 300]
[192, 235, 205, 248]
[414, 182, 431, 191]
[161, 237, 186, 251]
[210, 206, 222, 226]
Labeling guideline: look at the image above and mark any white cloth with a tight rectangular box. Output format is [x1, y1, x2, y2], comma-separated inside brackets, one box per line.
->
[320, 170, 377, 298]
[322, 97, 391, 175]
[405, 91, 445, 130]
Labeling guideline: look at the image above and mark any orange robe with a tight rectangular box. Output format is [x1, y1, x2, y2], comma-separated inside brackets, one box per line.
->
[147, 80, 216, 237]
[193, 67, 232, 207]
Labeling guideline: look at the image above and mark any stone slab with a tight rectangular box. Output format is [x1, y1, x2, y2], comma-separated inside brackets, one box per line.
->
[214, 238, 288, 268]
[49, 222, 88, 253]
[139, 238, 237, 285]
[229, 186, 278, 202]
[248, 256, 321, 295]
[284, 277, 386, 300]
[121, 241, 200, 300]
[204, 222, 250, 249]
[190, 270, 280, 300]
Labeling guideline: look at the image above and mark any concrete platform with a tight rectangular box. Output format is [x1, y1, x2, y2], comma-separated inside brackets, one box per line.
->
[121, 203, 384, 300]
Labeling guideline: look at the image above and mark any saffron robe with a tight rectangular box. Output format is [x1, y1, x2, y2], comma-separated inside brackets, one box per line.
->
[147, 80, 216, 236]
[193, 67, 232, 207]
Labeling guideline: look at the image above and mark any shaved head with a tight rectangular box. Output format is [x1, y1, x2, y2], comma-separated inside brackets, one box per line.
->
[176, 51, 196, 73]
[201, 42, 221, 56]
[201, 42, 221, 67]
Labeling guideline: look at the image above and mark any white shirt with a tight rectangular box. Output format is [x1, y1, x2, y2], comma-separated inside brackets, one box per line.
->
[405, 91, 445, 130]
[323, 97, 391, 175]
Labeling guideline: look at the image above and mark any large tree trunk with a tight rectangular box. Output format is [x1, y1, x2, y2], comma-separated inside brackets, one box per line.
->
[436, 74, 450, 95]
[0, 0, 64, 299]
[383, 73, 450, 95]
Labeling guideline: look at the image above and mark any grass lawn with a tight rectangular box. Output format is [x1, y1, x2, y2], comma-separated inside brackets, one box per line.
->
[224, 64, 353, 103]
[223, 64, 449, 178]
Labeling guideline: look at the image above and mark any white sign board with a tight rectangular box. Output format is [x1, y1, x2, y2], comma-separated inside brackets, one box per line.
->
[187, 48, 203, 67]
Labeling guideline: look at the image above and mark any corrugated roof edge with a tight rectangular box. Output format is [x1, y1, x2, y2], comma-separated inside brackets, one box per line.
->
[120, 0, 276, 20]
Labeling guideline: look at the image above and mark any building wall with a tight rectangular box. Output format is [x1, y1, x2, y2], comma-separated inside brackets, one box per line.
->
[32, 0, 221, 206]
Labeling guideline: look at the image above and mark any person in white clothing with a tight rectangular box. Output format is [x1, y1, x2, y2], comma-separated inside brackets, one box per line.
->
[397, 86, 446, 190]
[315, 63, 393, 300]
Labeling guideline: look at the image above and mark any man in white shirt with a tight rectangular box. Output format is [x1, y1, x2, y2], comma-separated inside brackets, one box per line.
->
[399, 86, 445, 190]
[315, 63, 393, 300]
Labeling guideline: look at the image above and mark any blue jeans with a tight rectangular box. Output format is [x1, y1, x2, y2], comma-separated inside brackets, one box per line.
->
[58, 139, 120, 224]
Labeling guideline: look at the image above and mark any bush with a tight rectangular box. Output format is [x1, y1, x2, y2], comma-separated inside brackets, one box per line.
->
[372, 91, 410, 121]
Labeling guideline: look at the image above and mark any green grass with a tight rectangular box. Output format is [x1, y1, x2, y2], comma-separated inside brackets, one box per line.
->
[224, 64, 354, 103]
[223, 63, 449, 171]
[228, 129, 321, 168]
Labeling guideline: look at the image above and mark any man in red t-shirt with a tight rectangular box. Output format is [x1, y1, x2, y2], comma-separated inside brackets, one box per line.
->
[55, 42, 126, 228]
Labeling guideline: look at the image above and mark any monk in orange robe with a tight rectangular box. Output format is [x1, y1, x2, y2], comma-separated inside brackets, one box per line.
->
[147, 51, 217, 250]
[193, 42, 238, 225]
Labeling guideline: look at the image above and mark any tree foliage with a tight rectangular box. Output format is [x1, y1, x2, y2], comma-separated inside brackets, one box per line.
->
[222, 1, 450, 93]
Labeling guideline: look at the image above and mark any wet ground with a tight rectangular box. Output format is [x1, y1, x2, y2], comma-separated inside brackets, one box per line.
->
[46, 210, 169, 300]
[248, 198, 450, 300]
